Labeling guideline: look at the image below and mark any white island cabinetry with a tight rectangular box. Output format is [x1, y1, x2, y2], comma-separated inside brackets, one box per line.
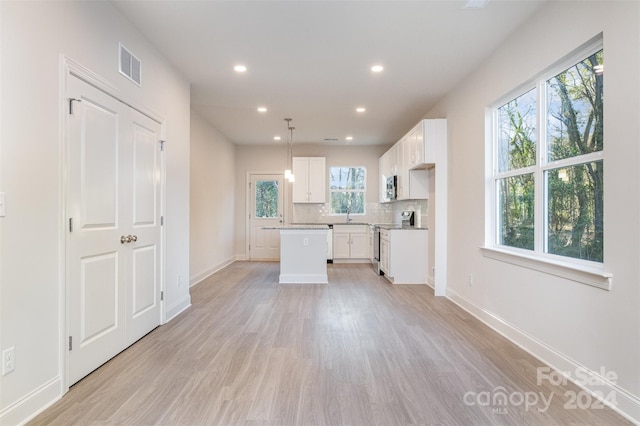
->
[278, 226, 329, 284]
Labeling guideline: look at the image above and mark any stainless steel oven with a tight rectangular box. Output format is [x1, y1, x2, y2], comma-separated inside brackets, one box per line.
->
[371, 224, 382, 275]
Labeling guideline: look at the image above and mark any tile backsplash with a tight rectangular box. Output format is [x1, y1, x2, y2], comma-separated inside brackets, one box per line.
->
[292, 199, 428, 226]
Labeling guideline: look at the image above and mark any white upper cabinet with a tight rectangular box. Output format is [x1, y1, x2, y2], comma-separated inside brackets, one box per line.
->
[397, 136, 411, 200]
[379, 118, 447, 202]
[411, 118, 446, 167]
[292, 157, 326, 203]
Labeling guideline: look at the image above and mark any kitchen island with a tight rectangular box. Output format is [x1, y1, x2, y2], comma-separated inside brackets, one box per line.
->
[270, 225, 329, 284]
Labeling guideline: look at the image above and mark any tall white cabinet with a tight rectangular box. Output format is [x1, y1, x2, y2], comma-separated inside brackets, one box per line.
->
[378, 118, 448, 296]
[292, 157, 326, 203]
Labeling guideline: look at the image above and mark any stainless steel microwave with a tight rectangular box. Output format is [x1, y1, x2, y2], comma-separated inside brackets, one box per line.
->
[386, 175, 397, 201]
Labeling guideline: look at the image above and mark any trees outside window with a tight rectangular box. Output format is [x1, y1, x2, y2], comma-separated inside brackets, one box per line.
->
[255, 180, 279, 218]
[330, 167, 366, 215]
[491, 45, 603, 263]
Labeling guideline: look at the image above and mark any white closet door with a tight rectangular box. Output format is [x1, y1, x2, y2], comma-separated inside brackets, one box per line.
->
[67, 75, 162, 385]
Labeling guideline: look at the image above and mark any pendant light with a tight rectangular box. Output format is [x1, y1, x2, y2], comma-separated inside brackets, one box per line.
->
[284, 118, 295, 183]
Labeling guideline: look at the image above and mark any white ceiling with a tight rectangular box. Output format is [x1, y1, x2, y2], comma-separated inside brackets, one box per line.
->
[113, 0, 546, 146]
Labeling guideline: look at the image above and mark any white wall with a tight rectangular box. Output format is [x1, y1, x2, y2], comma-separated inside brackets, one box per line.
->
[190, 111, 235, 285]
[0, 1, 190, 423]
[425, 1, 639, 421]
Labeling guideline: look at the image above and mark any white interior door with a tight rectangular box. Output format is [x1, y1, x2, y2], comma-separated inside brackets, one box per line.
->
[125, 109, 162, 345]
[67, 75, 162, 385]
[249, 174, 284, 260]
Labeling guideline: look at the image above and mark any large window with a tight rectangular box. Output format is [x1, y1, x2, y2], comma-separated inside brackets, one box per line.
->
[330, 167, 366, 215]
[490, 43, 604, 264]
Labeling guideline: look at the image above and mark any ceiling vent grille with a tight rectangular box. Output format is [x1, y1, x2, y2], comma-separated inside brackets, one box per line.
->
[119, 43, 141, 86]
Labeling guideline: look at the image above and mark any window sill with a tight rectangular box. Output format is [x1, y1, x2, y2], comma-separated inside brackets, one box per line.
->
[480, 246, 612, 290]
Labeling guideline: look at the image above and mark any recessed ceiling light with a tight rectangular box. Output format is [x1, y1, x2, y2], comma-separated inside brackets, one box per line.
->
[356, 107, 366, 113]
[346, 136, 353, 141]
[371, 65, 384, 73]
[234, 65, 247, 73]
[273, 136, 281, 141]
[257, 107, 267, 113]
[462, 0, 489, 9]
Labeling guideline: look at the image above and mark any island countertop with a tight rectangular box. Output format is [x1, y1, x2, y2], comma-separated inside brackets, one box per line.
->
[262, 225, 329, 230]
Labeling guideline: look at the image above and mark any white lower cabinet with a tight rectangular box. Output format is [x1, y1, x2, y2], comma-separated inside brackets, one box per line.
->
[381, 229, 428, 284]
[380, 230, 390, 274]
[333, 225, 368, 260]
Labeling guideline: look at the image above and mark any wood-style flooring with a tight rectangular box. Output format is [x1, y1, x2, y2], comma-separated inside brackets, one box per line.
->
[31, 262, 629, 425]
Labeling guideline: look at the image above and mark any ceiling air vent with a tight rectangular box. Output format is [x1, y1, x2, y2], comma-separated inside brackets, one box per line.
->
[119, 43, 141, 86]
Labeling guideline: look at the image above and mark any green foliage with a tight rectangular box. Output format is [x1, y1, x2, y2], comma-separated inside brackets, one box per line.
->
[330, 167, 366, 214]
[496, 50, 603, 263]
[546, 51, 604, 262]
[499, 174, 535, 250]
[497, 91, 536, 250]
[255, 180, 278, 218]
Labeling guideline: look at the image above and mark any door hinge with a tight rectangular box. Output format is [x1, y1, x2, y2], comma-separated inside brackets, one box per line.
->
[160, 140, 165, 151]
[68, 336, 73, 351]
[161, 291, 164, 301]
[69, 98, 82, 115]
[69, 218, 73, 232]
[161, 216, 164, 226]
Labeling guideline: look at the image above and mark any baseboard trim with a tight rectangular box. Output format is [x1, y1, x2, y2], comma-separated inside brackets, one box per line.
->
[0, 376, 62, 426]
[189, 257, 236, 287]
[164, 294, 191, 323]
[446, 287, 640, 425]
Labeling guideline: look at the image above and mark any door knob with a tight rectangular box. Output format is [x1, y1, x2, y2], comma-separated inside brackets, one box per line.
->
[130, 235, 138, 242]
[121, 235, 132, 244]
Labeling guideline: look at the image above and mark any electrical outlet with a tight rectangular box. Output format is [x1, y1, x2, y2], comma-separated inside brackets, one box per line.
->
[2, 347, 15, 375]
[468, 273, 474, 287]
[303, 238, 309, 246]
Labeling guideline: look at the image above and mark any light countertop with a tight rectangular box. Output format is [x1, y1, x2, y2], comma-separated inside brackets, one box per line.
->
[262, 225, 329, 230]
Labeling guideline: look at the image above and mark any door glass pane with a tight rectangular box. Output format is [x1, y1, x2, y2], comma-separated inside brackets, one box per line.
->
[496, 88, 537, 172]
[546, 161, 603, 262]
[546, 50, 603, 162]
[255, 180, 279, 218]
[498, 173, 535, 250]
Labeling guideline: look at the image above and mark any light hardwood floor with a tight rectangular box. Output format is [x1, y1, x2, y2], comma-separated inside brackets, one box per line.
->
[31, 262, 629, 425]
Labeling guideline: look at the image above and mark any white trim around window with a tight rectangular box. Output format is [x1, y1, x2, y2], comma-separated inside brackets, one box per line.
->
[484, 35, 612, 290]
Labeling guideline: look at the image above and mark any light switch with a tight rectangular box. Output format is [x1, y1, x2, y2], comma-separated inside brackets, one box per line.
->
[0, 192, 5, 217]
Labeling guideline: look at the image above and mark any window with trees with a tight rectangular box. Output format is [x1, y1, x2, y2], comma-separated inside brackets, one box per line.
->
[491, 43, 603, 264]
[255, 180, 279, 218]
[330, 167, 366, 215]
